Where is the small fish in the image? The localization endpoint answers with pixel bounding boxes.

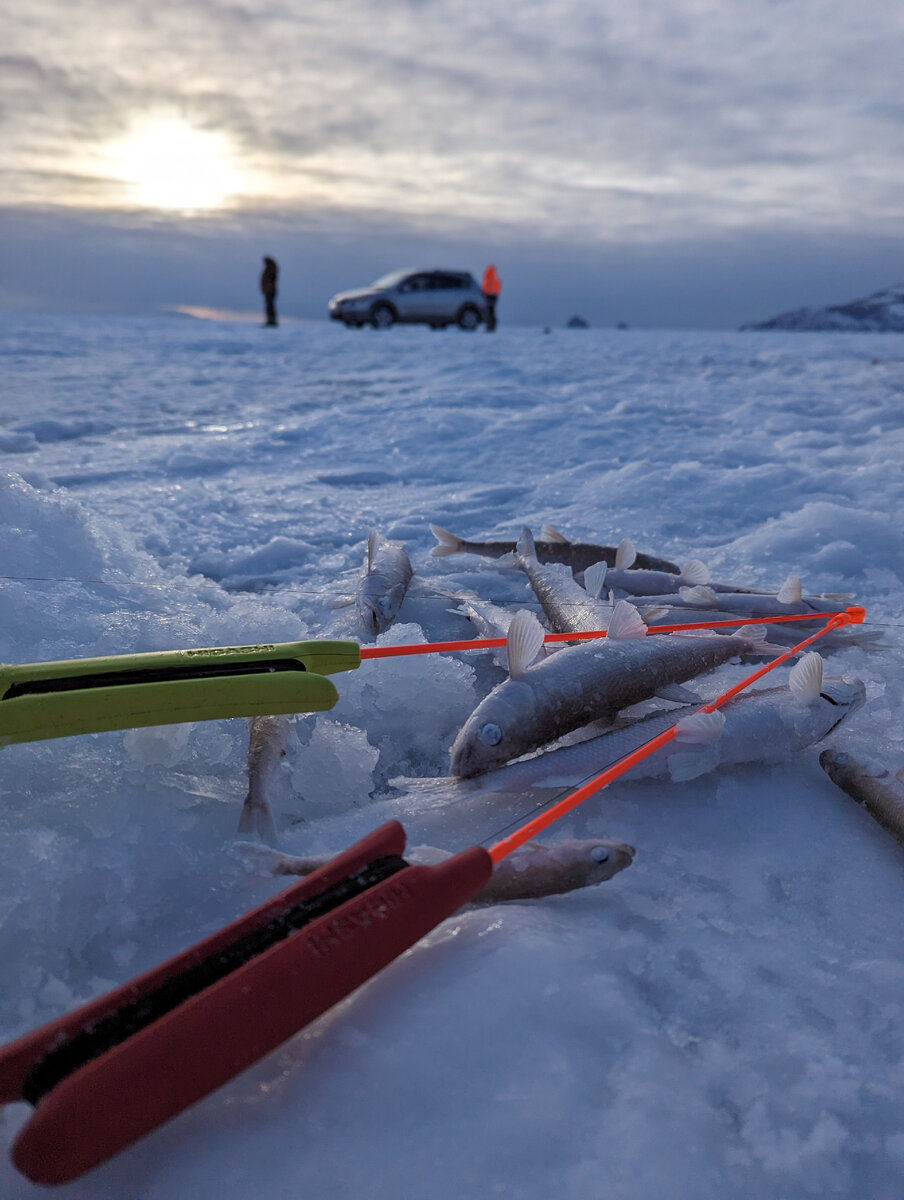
[429,523,680,575]
[639,604,882,651]
[449,603,775,777]
[238,715,290,844]
[244,837,635,904]
[514,526,617,633]
[819,748,904,846]
[397,653,865,796]
[634,577,847,619]
[355,529,414,637]
[596,538,763,596]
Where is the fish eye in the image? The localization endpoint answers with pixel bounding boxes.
[590,845,610,863]
[479,723,503,746]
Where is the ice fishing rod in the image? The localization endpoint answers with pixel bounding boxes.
[0,608,864,1183]
[0,609,864,746]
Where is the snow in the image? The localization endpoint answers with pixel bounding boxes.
[1,313,903,1199]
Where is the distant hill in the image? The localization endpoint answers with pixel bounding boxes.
[741,283,904,332]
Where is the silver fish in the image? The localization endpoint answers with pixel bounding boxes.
[355,529,414,637]
[449,603,774,777]
[597,538,761,596]
[237,715,290,844]
[639,603,882,651]
[819,748,904,846]
[398,653,865,797]
[514,526,616,633]
[247,837,635,904]
[633,577,847,618]
[429,523,680,575]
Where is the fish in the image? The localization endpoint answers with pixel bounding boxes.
[639,603,883,651]
[819,748,904,846]
[355,529,414,637]
[396,653,865,797]
[237,715,291,844]
[449,603,775,777]
[589,538,753,597]
[242,837,636,904]
[632,576,847,618]
[429,523,681,575]
[513,525,617,633]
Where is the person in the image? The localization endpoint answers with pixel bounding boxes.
[260,256,279,327]
[481,264,501,331]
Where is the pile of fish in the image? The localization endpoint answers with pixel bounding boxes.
[238,521,879,905]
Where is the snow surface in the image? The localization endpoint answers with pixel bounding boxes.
[1,313,903,1199]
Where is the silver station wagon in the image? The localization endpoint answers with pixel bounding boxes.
[328,268,487,330]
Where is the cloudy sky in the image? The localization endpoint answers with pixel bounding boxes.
[2,0,902,327]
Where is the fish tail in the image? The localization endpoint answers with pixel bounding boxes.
[429,524,464,556]
[236,792,256,835]
[237,791,279,845]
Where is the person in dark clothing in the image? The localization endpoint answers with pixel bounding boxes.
[260,256,279,326]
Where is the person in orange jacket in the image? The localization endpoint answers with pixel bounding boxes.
[481,264,501,331]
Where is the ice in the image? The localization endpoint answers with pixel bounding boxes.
[0,315,902,1199]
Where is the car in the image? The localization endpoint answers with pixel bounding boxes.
[328,268,487,330]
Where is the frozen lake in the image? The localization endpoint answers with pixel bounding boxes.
[1,313,902,1198]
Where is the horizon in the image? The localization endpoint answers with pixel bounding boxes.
[2,1,902,329]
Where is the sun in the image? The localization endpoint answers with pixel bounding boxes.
[107,116,243,212]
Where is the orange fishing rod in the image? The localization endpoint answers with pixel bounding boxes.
[359,606,867,660]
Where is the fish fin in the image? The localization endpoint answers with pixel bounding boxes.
[667,750,715,783]
[777,576,802,604]
[507,609,547,677]
[680,559,710,585]
[896,765,904,782]
[614,538,636,569]
[516,525,538,561]
[678,585,719,606]
[429,524,464,557]
[366,528,377,569]
[735,624,778,655]
[236,793,255,835]
[788,651,823,705]
[583,560,608,599]
[540,524,569,544]
[673,710,725,744]
[638,604,668,621]
[655,683,703,704]
[328,596,356,610]
[606,600,648,640]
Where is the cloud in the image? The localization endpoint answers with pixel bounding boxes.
[1,0,901,319]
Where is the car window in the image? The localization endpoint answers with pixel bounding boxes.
[372,270,409,289]
[434,273,465,290]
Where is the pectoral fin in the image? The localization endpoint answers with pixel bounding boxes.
[506,610,547,677]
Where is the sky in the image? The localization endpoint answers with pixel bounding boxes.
[1,0,903,327]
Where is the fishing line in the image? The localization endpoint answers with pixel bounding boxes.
[1,573,892,630]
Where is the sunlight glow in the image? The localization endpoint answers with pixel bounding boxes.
[108,117,244,212]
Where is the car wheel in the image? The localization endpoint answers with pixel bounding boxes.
[457,306,480,331]
[370,303,395,329]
